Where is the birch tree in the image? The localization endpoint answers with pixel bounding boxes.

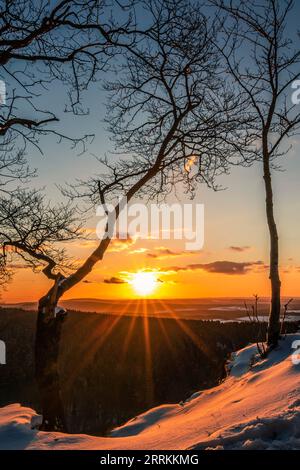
[211,0,300,348]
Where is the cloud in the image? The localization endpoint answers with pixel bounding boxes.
[147,247,197,259]
[75,240,98,249]
[107,235,136,253]
[147,248,179,259]
[165,260,263,275]
[129,248,149,255]
[72,232,136,252]
[228,246,251,252]
[103,276,126,284]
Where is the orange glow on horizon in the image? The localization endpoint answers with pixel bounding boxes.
[128,271,159,297]
[2,256,300,303]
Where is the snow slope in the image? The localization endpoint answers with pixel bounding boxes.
[1,334,300,450]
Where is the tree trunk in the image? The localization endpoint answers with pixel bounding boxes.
[35,280,67,431]
[263,146,281,349]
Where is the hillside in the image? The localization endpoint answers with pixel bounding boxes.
[1,334,300,450]
[3,308,280,434]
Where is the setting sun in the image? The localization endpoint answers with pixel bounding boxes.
[129,271,158,297]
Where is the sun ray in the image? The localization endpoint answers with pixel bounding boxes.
[121,299,141,357]
[156,298,209,354]
[148,298,176,356]
[66,299,135,387]
[142,298,154,405]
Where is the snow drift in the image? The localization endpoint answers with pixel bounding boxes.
[1,334,300,450]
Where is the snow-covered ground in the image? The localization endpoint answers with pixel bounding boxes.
[1,334,300,450]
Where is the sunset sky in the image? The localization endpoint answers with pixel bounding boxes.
[2,4,300,304]
[3,123,300,303]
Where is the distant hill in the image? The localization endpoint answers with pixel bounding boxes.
[2,297,300,322]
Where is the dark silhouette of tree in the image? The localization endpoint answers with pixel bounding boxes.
[211,0,300,349]
[0,189,81,281]
[1,0,252,431]
[0,0,136,431]
[0,0,136,188]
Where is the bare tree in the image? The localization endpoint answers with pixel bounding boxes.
[0,0,136,431]
[0,189,81,280]
[0,0,134,283]
[1,0,252,431]
[0,189,81,427]
[0,0,137,186]
[0,0,139,288]
[211,0,300,349]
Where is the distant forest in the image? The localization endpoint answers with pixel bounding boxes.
[0,308,299,435]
